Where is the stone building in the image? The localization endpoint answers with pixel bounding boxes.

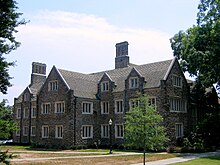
[13,41,191,148]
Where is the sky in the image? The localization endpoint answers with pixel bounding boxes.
[0,0,200,105]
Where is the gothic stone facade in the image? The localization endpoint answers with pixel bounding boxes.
[13,41,190,148]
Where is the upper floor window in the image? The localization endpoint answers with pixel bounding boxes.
[41,103,51,114]
[42,125,49,138]
[55,125,63,139]
[24,93,29,101]
[115,124,124,138]
[23,108,29,119]
[31,126,36,136]
[101,124,109,138]
[115,100,124,114]
[101,81,109,92]
[129,99,139,109]
[82,102,93,114]
[48,80,58,91]
[172,75,182,87]
[129,77,139,89]
[82,125,93,139]
[170,98,187,112]
[16,108,21,119]
[175,123,184,138]
[31,107,36,118]
[101,101,109,114]
[55,101,65,113]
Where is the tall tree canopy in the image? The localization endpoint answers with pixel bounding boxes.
[0,99,16,139]
[170,0,220,88]
[0,0,26,94]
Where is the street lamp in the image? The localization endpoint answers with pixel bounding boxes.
[109,119,113,154]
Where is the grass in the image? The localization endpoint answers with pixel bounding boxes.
[10,153,177,165]
[173,154,220,165]
[1,145,178,165]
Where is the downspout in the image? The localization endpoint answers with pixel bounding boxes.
[28,95,33,144]
[74,96,77,146]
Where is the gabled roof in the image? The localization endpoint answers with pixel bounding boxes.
[15,81,45,103]
[58,58,174,99]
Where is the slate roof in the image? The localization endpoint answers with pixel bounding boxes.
[58,58,174,99]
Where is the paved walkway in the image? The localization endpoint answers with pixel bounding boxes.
[133,150,220,165]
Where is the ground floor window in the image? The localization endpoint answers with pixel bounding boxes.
[101,124,109,138]
[16,126,20,136]
[115,124,124,138]
[175,123,184,138]
[42,125,49,138]
[55,125,63,138]
[82,125,93,139]
[31,126,36,136]
[23,126,28,136]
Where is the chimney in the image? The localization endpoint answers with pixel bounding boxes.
[115,41,129,69]
[31,62,46,85]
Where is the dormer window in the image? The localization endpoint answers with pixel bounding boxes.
[101,81,109,92]
[172,75,182,88]
[48,80,58,91]
[24,93,29,101]
[129,77,139,89]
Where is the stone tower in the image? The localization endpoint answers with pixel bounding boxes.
[115,41,129,69]
[31,62,46,85]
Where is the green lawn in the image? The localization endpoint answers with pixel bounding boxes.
[173,154,220,165]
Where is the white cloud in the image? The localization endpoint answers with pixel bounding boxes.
[18,10,173,67]
[1,10,173,105]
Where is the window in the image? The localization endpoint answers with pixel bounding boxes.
[24,93,29,101]
[16,108,21,119]
[172,75,182,87]
[82,102,93,114]
[82,125,93,139]
[55,101,65,113]
[55,125,63,139]
[23,108,29,118]
[16,127,20,136]
[115,100,124,114]
[129,99,139,109]
[129,77,139,88]
[41,103,51,114]
[42,125,49,138]
[31,107,36,118]
[101,125,109,138]
[101,101,109,114]
[23,126,28,136]
[101,81,109,92]
[148,97,156,109]
[170,98,187,112]
[176,123,184,138]
[48,80,58,91]
[31,126,36,136]
[115,124,124,138]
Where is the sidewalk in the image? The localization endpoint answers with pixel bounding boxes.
[133,150,220,165]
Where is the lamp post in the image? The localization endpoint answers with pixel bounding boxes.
[109,119,113,154]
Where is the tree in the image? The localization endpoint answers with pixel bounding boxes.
[125,94,168,165]
[170,0,220,89]
[0,99,17,140]
[0,0,26,94]
[170,0,220,149]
